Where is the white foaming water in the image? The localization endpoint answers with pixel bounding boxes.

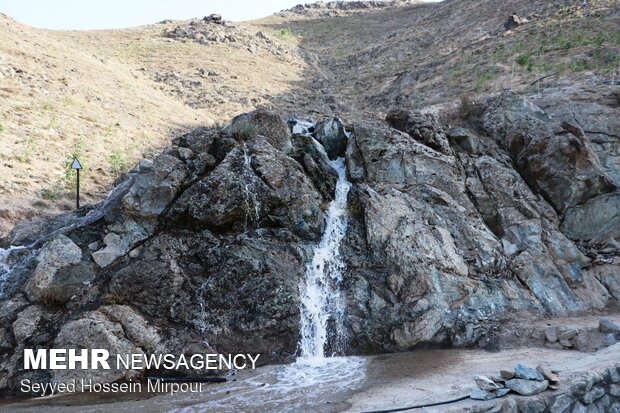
[242,143,261,229]
[298,157,351,362]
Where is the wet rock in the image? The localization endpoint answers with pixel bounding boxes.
[506,378,549,396]
[313,118,348,160]
[170,137,325,238]
[515,364,545,381]
[223,109,292,153]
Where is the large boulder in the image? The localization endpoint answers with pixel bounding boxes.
[53,309,150,384]
[385,110,451,155]
[170,137,326,239]
[482,94,616,214]
[223,109,292,153]
[313,118,348,160]
[122,155,189,220]
[23,234,88,303]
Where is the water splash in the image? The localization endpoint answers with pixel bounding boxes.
[298,157,351,361]
[242,143,261,230]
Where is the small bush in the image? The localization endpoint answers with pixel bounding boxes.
[108,149,128,175]
[279,27,293,37]
[0,122,4,134]
[515,54,531,67]
[39,287,70,309]
[41,184,64,201]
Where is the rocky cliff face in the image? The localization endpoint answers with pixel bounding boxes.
[0,90,619,392]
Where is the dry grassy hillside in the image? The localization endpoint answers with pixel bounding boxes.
[256,0,620,115]
[0,13,309,236]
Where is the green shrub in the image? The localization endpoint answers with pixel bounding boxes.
[108,149,128,175]
[41,184,64,201]
[279,27,293,37]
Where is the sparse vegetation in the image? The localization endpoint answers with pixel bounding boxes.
[515,54,533,71]
[16,136,35,163]
[41,184,64,201]
[230,124,257,139]
[0,121,4,134]
[108,148,128,175]
[39,286,70,309]
[473,73,493,92]
[280,27,292,37]
[62,139,83,188]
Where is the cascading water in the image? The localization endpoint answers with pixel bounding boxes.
[298,157,352,362]
[242,143,261,230]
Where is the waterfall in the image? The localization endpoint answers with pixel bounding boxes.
[242,143,260,229]
[298,157,351,362]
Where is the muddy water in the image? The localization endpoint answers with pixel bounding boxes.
[4,344,620,412]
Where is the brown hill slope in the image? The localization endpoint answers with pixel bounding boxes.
[1,0,619,236]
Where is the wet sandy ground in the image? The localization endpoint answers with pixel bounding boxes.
[3,314,620,413]
[2,343,619,413]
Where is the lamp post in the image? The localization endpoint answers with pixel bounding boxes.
[71,157,82,210]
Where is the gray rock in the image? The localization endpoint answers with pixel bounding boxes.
[475,375,501,390]
[313,118,348,160]
[385,109,451,155]
[515,363,545,381]
[559,329,578,341]
[12,305,42,342]
[572,402,587,413]
[448,127,480,154]
[54,311,144,384]
[599,318,620,335]
[537,365,560,383]
[470,387,509,401]
[505,378,549,396]
[550,394,573,413]
[223,109,292,153]
[500,370,516,380]
[24,234,83,302]
[582,386,604,404]
[545,326,559,343]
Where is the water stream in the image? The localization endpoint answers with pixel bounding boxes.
[242,143,261,230]
[298,157,352,362]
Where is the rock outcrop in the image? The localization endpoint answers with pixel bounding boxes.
[0,92,619,393]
